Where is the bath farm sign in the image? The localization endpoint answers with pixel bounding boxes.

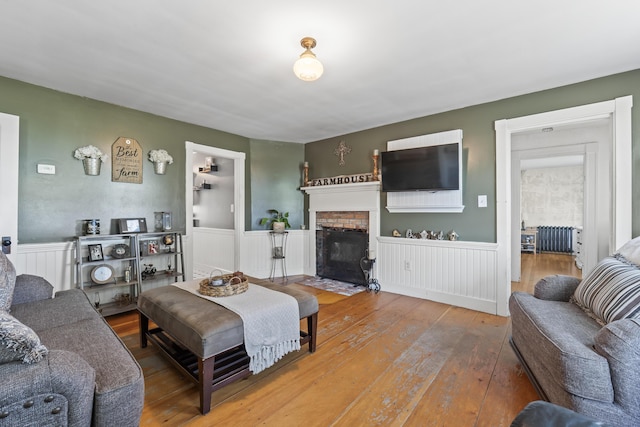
[112,137,143,184]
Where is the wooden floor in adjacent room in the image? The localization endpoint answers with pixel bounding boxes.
[107,252,580,426]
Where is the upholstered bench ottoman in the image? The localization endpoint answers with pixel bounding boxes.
[137,281,318,414]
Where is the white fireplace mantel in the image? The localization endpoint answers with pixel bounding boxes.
[302,181,380,211]
[301,180,380,193]
[302,181,381,275]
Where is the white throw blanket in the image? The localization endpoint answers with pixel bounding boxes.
[172,280,301,374]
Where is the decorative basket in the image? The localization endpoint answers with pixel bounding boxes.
[199,272,248,297]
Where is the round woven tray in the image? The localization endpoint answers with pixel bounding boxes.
[199,274,248,297]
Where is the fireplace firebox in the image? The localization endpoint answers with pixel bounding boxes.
[317,227,368,286]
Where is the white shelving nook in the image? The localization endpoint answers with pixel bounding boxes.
[385,129,465,213]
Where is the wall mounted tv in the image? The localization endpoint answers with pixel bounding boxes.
[381,143,460,192]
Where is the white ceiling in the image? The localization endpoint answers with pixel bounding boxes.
[1,1,640,143]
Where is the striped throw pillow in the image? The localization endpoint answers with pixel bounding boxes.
[572,256,640,324]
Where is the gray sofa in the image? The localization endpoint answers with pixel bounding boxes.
[510,256,640,427]
[0,252,144,426]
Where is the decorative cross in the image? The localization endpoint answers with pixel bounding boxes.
[334,140,352,166]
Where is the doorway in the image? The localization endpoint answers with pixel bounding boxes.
[494,96,633,316]
[184,142,245,279]
[510,120,608,282]
[516,155,585,280]
[0,112,19,263]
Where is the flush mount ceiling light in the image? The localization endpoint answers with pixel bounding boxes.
[293,37,324,82]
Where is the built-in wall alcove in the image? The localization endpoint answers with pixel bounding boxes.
[191,152,234,229]
[385,129,465,213]
[185,141,246,278]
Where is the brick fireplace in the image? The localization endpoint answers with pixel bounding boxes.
[302,181,381,279]
[316,211,369,230]
[315,211,369,285]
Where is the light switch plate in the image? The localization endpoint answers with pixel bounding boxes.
[478,195,487,208]
[37,164,56,174]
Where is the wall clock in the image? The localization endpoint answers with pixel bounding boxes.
[91,264,115,284]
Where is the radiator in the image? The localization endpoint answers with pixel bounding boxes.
[537,226,573,253]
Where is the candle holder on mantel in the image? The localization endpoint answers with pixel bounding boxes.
[372,150,380,181]
[303,161,310,186]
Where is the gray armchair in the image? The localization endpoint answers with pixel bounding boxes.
[510,269,640,426]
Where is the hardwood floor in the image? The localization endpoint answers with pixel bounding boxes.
[107,253,579,426]
[514,252,582,293]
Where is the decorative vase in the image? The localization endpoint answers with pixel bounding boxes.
[154,161,168,175]
[82,158,101,176]
[273,222,285,233]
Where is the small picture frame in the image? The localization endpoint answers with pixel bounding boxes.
[140,240,159,256]
[147,240,159,255]
[117,218,148,234]
[88,244,104,262]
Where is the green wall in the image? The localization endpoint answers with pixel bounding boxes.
[5,69,640,244]
[250,139,305,230]
[305,69,640,242]
[0,76,264,243]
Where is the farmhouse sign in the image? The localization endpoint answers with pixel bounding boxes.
[112,137,143,184]
[309,173,374,187]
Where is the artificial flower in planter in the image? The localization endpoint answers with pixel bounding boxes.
[148,149,174,175]
[73,145,108,176]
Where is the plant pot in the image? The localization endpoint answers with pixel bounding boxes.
[82,158,101,176]
[154,161,168,175]
[272,222,286,232]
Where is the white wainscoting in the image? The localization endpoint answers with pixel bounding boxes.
[192,227,235,277]
[377,237,499,315]
[14,242,76,294]
[13,230,309,293]
[239,230,308,279]
[14,233,499,315]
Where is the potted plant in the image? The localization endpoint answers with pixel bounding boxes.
[73,145,108,175]
[148,149,174,174]
[259,209,290,232]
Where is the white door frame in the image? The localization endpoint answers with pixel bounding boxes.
[495,96,632,316]
[185,141,245,278]
[0,112,20,264]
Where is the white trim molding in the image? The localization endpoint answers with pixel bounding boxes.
[185,141,246,279]
[0,112,19,264]
[495,96,632,316]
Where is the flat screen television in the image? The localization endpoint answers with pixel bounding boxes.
[381,143,460,192]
